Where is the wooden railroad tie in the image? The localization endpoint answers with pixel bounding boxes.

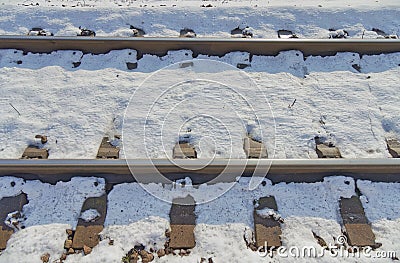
[173,142,197,159]
[243,137,268,159]
[0,193,28,250]
[386,138,400,158]
[315,137,342,158]
[339,196,380,248]
[72,194,108,250]
[169,195,196,249]
[254,196,282,249]
[96,137,119,159]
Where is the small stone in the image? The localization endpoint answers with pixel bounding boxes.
[157,248,165,258]
[249,243,257,251]
[60,253,67,261]
[64,239,73,249]
[66,229,74,236]
[140,250,154,263]
[35,134,47,144]
[200,258,207,263]
[144,255,154,263]
[108,239,114,245]
[40,253,50,263]
[130,251,139,260]
[11,212,21,218]
[179,249,187,256]
[165,247,172,255]
[134,244,145,251]
[41,136,48,144]
[83,245,92,255]
[67,248,75,255]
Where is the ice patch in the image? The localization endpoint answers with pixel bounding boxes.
[80,209,101,222]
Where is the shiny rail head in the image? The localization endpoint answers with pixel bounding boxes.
[0,158,399,166]
[0,159,399,184]
[1,35,400,42]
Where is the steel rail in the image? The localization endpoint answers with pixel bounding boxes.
[0,159,399,184]
[0,36,399,56]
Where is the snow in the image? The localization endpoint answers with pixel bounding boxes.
[0,177,25,199]
[357,181,400,254]
[255,208,283,222]
[358,180,400,222]
[4,211,24,231]
[79,209,100,222]
[0,1,399,39]
[21,177,105,227]
[0,224,68,263]
[0,177,105,228]
[0,50,399,159]
[0,0,399,262]
[1,175,398,262]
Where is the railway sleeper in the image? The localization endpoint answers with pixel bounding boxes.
[96,137,119,159]
[315,137,342,158]
[253,196,282,249]
[72,194,108,251]
[168,195,196,249]
[277,29,298,39]
[243,137,268,159]
[21,145,49,159]
[339,196,380,248]
[386,138,400,158]
[0,193,28,250]
[180,28,196,38]
[173,142,197,159]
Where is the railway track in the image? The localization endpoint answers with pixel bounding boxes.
[0,36,399,56]
[1,36,398,185]
[0,37,399,261]
[0,159,399,261]
[0,159,399,184]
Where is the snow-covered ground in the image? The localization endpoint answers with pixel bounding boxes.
[0,0,398,159]
[0,1,399,38]
[0,1,399,262]
[0,49,399,159]
[0,176,399,263]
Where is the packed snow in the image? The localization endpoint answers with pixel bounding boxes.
[255,208,283,224]
[357,181,400,255]
[0,224,69,263]
[79,209,101,222]
[0,1,399,39]
[0,0,399,262]
[0,49,399,159]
